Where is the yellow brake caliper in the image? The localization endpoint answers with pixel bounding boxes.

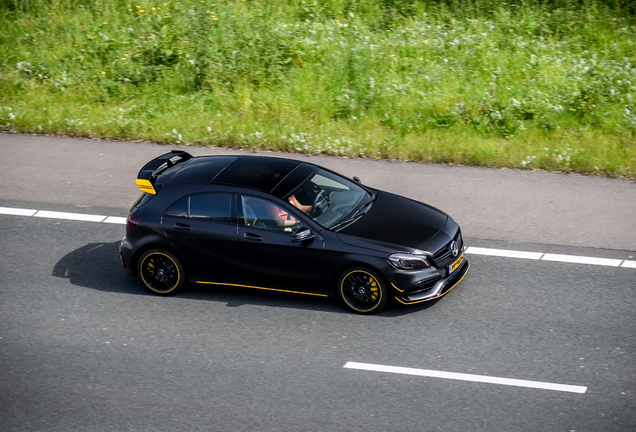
[370,277,379,300]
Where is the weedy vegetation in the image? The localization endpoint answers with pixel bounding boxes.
[1,0,635,177]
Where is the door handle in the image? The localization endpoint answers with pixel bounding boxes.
[244,233,262,241]
[174,223,192,231]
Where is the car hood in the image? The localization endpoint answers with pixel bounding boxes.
[335,190,449,253]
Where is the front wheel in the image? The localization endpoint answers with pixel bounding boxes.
[138,249,185,295]
[337,268,387,314]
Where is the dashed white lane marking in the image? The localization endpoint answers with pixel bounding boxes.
[0,206,634,268]
[465,246,633,268]
[0,206,126,224]
[0,207,38,216]
[33,210,107,223]
[542,253,622,267]
[103,216,127,224]
[465,247,543,260]
[344,362,587,394]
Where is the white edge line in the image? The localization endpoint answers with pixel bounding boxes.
[542,253,622,267]
[344,362,587,394]
[465,246,543,260]
[0,206,38,216]
[103,216,127,224]
[621,260,636,269]
[34,210,107,223]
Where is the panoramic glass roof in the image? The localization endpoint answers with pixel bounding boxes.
[212,156,301,192]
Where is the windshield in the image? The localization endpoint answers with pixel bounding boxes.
[284,168,373,229]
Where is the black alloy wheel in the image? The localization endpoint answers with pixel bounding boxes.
[139,249,185,295]
[338,268,387,314]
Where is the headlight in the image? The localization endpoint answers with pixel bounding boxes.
[387,253,431,270]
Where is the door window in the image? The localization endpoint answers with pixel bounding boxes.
[166,193,233,223]
[241,196,304,233]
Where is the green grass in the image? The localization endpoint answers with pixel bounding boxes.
[1,0,635,177]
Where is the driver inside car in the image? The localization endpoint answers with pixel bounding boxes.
[288,194,312,214]
[263,202,299,228]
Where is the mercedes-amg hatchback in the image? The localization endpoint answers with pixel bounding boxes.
[120,151,469,313]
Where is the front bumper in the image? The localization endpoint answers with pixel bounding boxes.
[392,258,470,305]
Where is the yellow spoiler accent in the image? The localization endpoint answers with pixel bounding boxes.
[136,179,156,195]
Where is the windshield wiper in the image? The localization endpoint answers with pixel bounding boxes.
[352,197,375,217]
[330,198,375,231]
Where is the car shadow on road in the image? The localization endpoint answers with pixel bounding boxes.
[52,241,145,295]
[52,241,441,317]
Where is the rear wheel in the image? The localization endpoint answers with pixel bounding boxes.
[138,249,185,295]
[338,268,387,314]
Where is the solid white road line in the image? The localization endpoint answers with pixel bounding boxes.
[33,210,107,223]
[621,260,636,269]
[541,253,622,267]
[465,246,543,260]
[343,362,587,394]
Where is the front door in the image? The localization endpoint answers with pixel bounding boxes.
[238,195,326,293]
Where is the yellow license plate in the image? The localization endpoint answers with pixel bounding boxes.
[449,252,465,274]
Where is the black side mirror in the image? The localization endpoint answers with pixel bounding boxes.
[291,227,315,242]
[353,176,361,184]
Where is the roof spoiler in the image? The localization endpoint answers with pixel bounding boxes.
[136,150,193,194]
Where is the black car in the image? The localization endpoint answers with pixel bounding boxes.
[120,151,469,314]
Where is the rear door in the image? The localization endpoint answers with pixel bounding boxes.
[162,193,242,282]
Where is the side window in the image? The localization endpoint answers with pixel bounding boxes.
[165,193,233,223]
[165,197,188,217]
[241,196,304,233]
[190,193,232,223]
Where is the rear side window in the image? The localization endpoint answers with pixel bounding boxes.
[166,196,188,217]
[190,194,232,222]
[165,193,233,224]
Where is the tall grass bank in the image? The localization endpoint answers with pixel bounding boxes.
[1,0,635,177]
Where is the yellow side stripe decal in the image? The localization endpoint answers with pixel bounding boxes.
[195,281,329,297]
[395,262,470,305]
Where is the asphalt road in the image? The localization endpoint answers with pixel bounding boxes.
[1,133,635,431]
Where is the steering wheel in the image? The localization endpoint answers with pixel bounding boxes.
[312,189,329,218]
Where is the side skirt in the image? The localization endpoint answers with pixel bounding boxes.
[191,278,331,298]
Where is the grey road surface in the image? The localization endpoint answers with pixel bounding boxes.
[1,216,635,431]
[1,132,635,431]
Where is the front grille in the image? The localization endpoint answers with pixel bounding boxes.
[407,275,442,295]
[432,230,463,267]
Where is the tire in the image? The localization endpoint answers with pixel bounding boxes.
[337,267,387,314]
[138,249,186,296]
